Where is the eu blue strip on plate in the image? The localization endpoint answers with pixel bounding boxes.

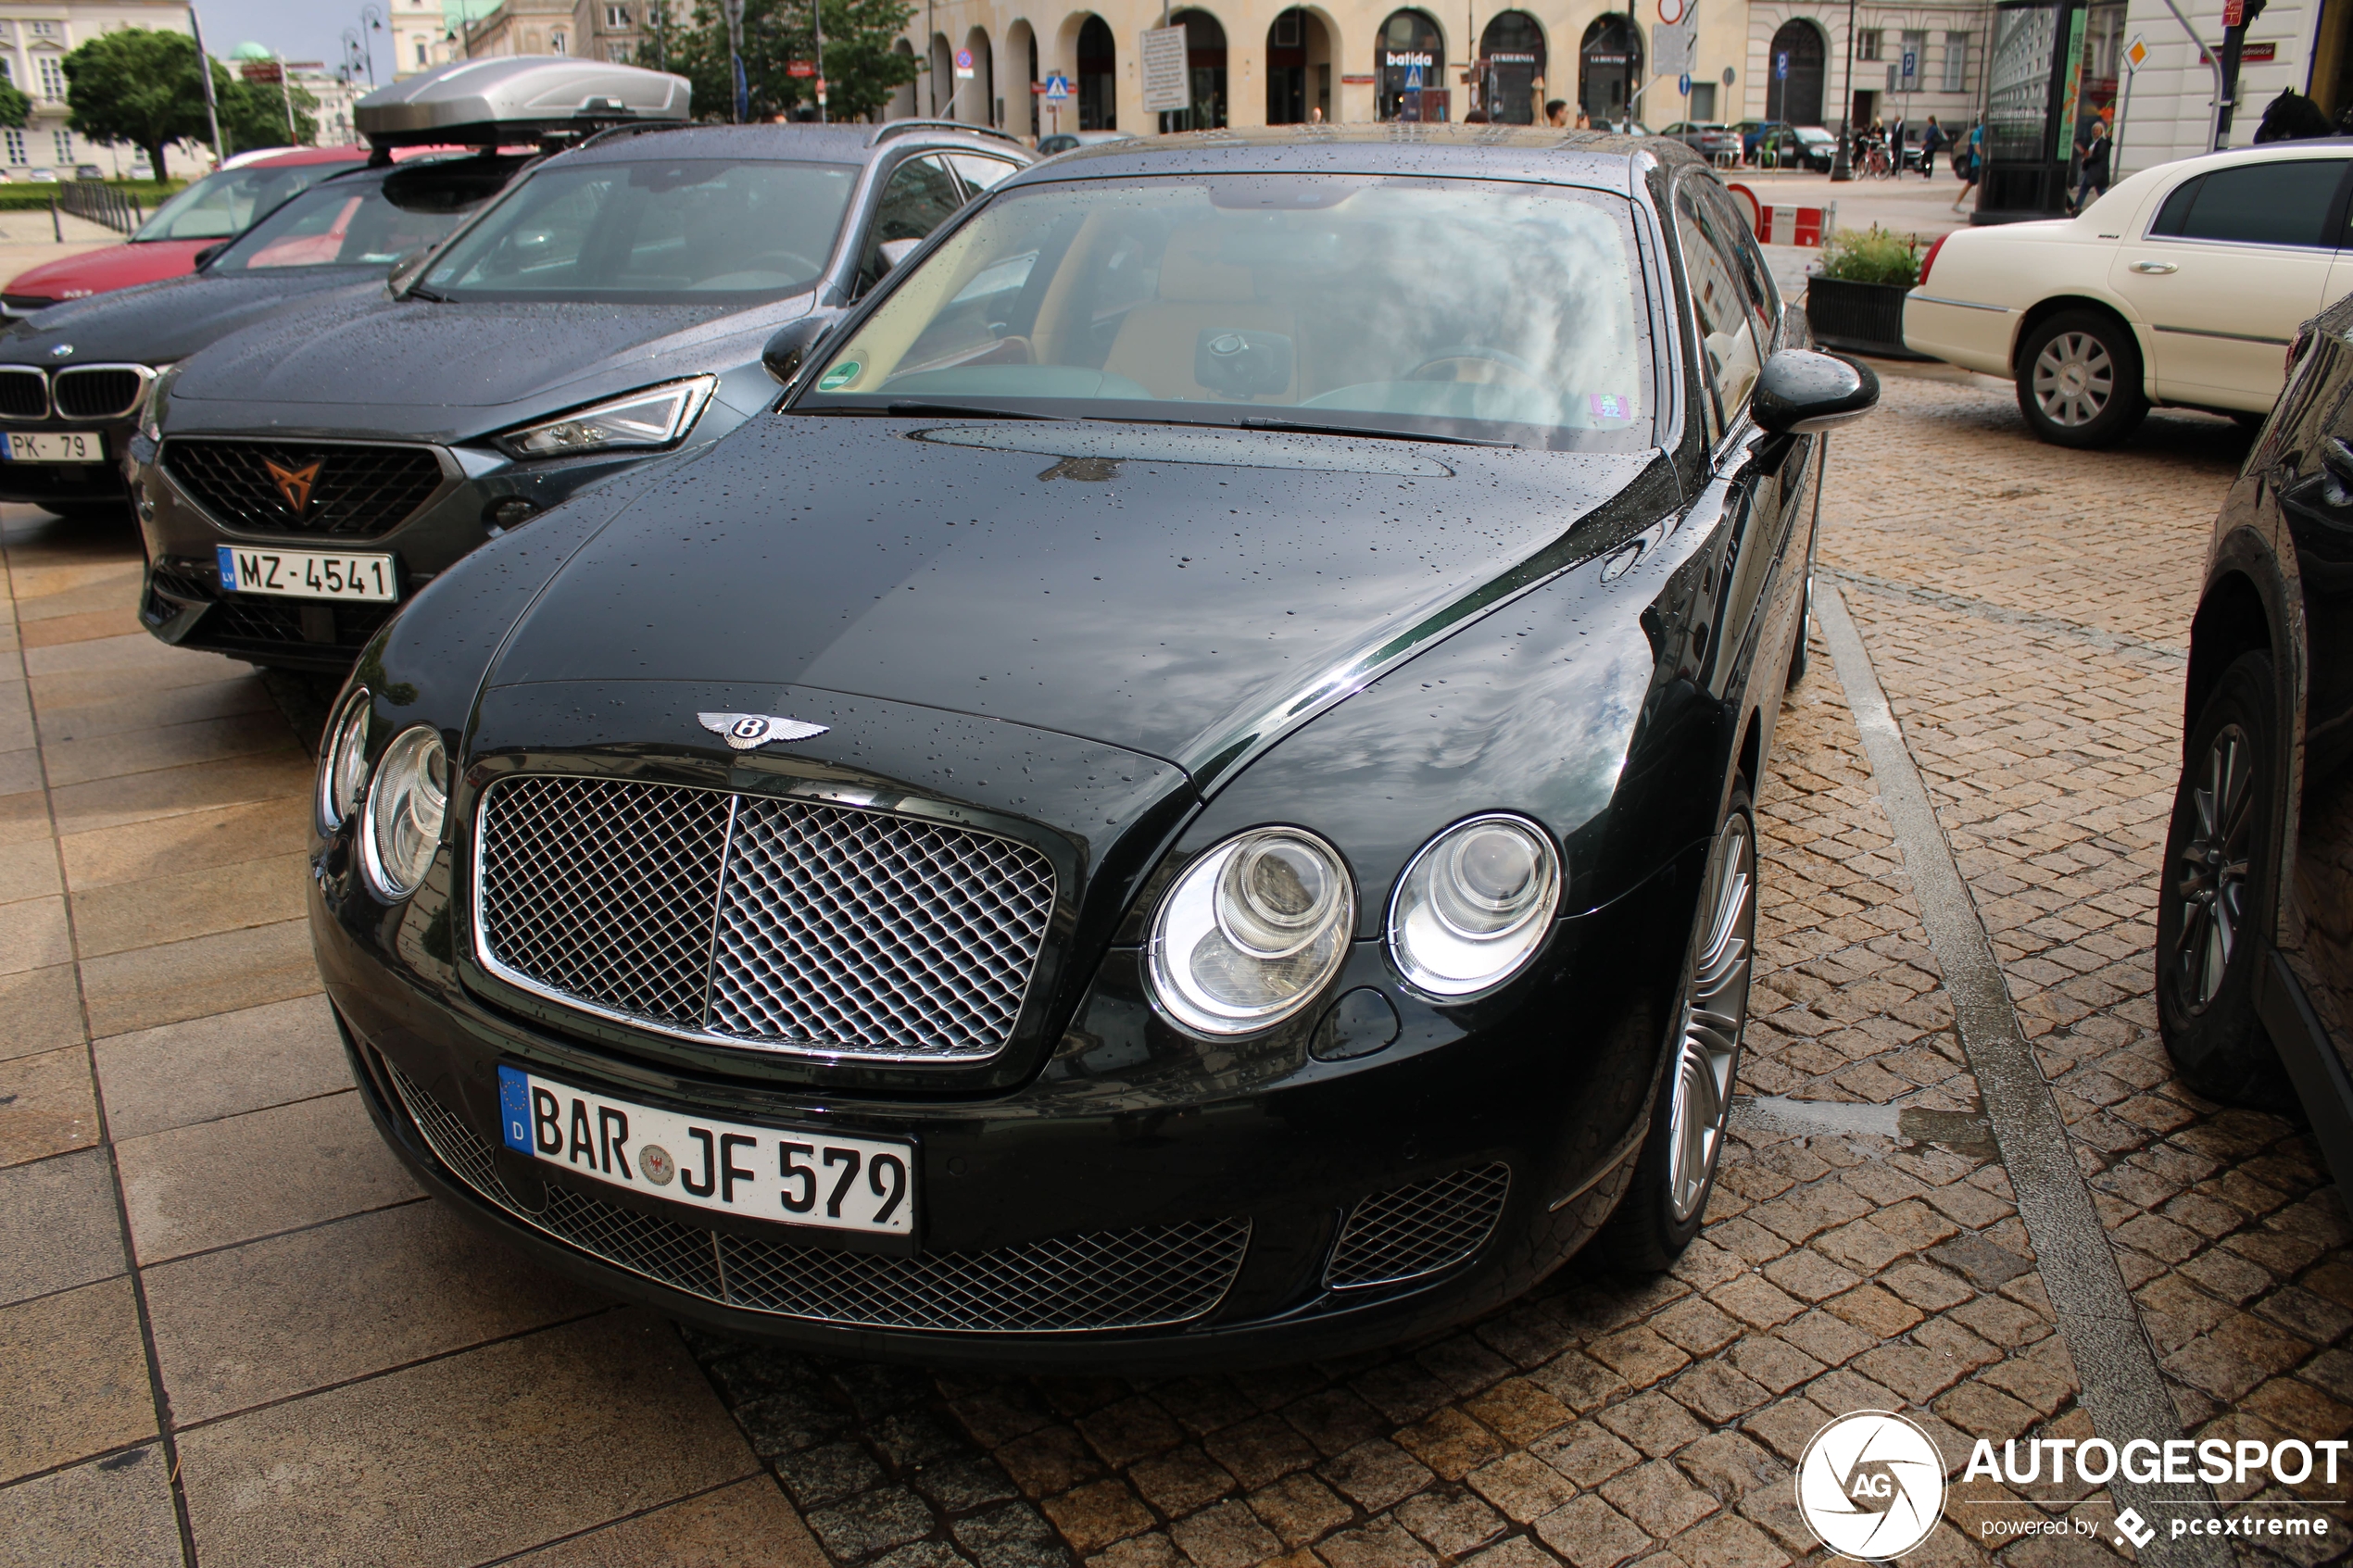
[497,1064,533,1152]
[215,545,236,593]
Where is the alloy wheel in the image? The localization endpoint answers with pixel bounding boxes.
[2031,332,2114,426]
[2172,721,2253,1012]
[1667,813,1756,1223]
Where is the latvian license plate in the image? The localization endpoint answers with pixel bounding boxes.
[497,1066,915,1238]
[4,431,102,463]
[215,545,396,602]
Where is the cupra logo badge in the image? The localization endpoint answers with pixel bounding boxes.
[264,458,323,514]
[1796,1411,1947,1560]
[698,711,830,750]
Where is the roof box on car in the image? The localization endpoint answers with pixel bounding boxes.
[355,56,689,152]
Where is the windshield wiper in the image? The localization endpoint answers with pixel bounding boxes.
[1218,414,1519,448]
[404,284,448,302]
[885,401,1051,420]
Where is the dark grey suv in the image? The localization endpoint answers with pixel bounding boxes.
[132,119,1027,672]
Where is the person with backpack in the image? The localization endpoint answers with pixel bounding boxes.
[1952,119,1982,212]
[1919,116,1945,178]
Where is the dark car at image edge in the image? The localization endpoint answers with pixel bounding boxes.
[307,127,1879,1370]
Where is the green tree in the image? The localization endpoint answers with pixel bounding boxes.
[635,0,921,125]
[221,71,319,154]
[61,28,223,181]
[0,79,30,138]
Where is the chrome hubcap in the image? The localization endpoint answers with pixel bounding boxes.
[1667,814,1755,1223]
[2172,722,2252,1011]
[2032,332,2114,426]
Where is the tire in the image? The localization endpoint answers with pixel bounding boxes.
[2016,309,2149,448]
[2156,650,2294,1108]
[1605,789,1759,1271]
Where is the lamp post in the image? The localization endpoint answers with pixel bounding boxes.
[187,4,226,170]
[355,4,383,87]
[1829,0,1857,179]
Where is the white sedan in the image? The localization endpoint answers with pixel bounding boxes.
[1903,141,2353,446]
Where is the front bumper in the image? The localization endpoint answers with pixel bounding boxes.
[0,416,135,508]
[132,436,656,669]
[318,845,1696,1372]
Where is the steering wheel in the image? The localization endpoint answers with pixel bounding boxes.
[741,249,824,281]
[1404,345,1549,391]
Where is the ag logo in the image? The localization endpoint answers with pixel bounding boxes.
[1796,1411,1945,1560]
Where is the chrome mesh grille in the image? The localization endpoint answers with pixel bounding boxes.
[475,776,1054,1061]
[478,776,733,1028]
[386,1062,1249,1333]
[1325,1163,1511,1290]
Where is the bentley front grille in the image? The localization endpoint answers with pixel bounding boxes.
[475,775,1056,1062]
[386,1062,1250,1333]
[0,366,46,420]
[1325,1163,1512,1290]
[51,365,145,420]
[161,438,444,536]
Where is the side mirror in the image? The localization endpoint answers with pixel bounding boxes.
[1753,348,1879,434]
[877,237,922,272]
[762,315,838,385]
[192,244,224,270]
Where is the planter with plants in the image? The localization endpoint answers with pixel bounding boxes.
[1805,225,1929,359]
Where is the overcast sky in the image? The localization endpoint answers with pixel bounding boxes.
[192,0,384,79]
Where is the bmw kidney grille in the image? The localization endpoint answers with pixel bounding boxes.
[473,775,1057,1062]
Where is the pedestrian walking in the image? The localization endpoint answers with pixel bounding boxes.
[1919,115,1944,178]
[2073,109,2112,212]
[1952,120,1982,212]
[1545,98,1568,128]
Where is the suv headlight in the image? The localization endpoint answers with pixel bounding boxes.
[1388,814,1561,997]
[1148,827,1354,1035]
[317,686,371,832]
[359,725,448,898]
[494,376,714,459]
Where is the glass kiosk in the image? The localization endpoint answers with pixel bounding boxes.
[1974,0,2089,224]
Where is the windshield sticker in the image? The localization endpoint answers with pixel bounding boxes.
[817,361,862,392]
[1589,394,1634,421]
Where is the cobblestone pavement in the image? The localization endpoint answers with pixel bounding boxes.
[1,366,2337,1568]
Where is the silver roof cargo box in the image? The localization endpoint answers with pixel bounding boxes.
[355,56,690,151]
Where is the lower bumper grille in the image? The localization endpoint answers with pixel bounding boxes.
[386,1063,1251,1335]
[1325,1163,1511,1290]
[144,558,394,649]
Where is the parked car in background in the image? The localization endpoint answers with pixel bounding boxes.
[0,154,531,521]
[2154,290,2351,1214]
[1732,119,1779,161]
[313,126,1876,1366]
[2,146,372,318]
[135,98,1028,671]
[1658,121,1742,162]
[1037,131,1138,155]
[1755,124,1835,170]
[1902,141,2353,445]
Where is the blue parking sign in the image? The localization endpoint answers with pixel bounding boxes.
[1776,50,1789,80]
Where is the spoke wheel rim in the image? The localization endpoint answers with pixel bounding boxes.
[1667,814,1756,1224]
[2032,332,2115,426]
[2172,721,2253,1012]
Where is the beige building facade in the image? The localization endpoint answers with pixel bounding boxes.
[889,0,1753,136]
[461,0,581,57]
[0,0,207,176]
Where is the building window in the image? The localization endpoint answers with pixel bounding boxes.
[0,58,11,82]
[550,29,566,54]
[53,131,69,162]
[416,37,428,65]
[29,20,56,36]
[606,5,630,26]
[1943,31,1969,91]
[608,42,633,60]
[1899,30,1927,86]
[35,55,64,99]
[5,130,25,164]
[1689,82,1716,119]
[1856,29,1881,61]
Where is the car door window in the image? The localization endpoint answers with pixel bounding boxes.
[857,155,966,295]
[947,154,1021,196]
[1703,183,1780,347]
[2148,160,2348,248]
[1675,181,1761,432]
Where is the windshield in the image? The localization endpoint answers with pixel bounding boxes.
[208,163,514,272]
[799,174,1653,450]
[133,158,355,242]
[420,157,858,304]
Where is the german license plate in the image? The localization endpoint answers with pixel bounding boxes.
[496,1066,915,1238]
[3,431,102,463]
[215,545,396,602]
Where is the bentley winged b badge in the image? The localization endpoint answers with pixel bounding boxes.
[698,712,829,750]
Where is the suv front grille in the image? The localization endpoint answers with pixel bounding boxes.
[162,438,443,536]
[1325,1163,1512,1290]
[475,775,1056,1063]
[0,366,46,420]
[51,366,145,420]
[387,1062,1249,1333]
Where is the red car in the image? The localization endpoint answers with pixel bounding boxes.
[1,146,371,317]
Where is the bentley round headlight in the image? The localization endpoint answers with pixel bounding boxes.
[1389,814,1561,997]
[1149,828,1354,1035]
[317,686,371,833]
[360,725,448,898]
